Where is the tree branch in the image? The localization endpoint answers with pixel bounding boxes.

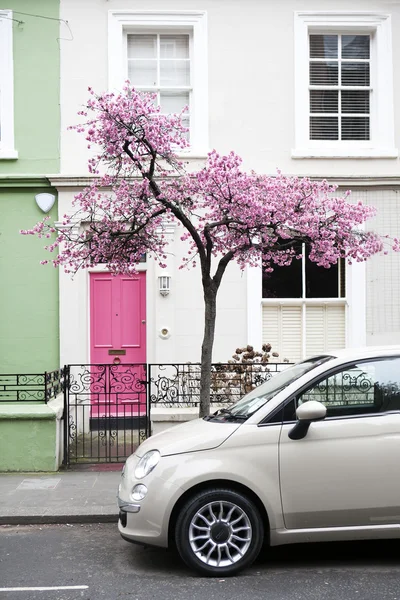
[121,138,209,275]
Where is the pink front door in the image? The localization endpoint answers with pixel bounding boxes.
[90,272,146,417]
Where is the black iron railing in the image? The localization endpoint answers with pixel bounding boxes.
[63,363,149,464]
[148,362,292,408]
[0,362,291,407]
[62,362,291,465]
[0,369,64,403]
[45,369,65,402]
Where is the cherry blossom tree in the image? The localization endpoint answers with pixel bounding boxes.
[22,85,395,417]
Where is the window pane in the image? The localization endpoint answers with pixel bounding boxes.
[160,60,190,86]
[181,115,190,140]
[341,116,370,140]
[340,259,346,298]
[310,117,338,140]
[160,91,189,113]
[342,35,370,59]
[299,365,376,416]
[341,90,370,114]
[341,62,370,86]
[298,358,400,417]
[310,35,338,59]
[262,257,302,299]
[310,62,338,86]
[127,35,157,59]
[128,60,157,87]
[373,358,400,412]
[306,259,339,298]
[310,90,338,113]
[160,92,190,139]
[160,35,189,58]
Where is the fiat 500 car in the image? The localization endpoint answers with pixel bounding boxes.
[118,346,400,576]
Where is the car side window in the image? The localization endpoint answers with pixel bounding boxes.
[291,357,400,420]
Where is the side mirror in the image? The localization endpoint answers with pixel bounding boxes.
[288,400,327,441]
[296,400,327,421]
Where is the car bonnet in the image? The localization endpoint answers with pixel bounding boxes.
[135,417,241,457]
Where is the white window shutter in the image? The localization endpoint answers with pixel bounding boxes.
[306,305,346,356]
[262,305,303,363]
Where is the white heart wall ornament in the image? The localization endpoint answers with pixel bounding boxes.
[35,193,56,213]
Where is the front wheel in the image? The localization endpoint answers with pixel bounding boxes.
[175,488,264,576]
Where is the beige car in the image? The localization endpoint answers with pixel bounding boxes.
[117,346,400,576]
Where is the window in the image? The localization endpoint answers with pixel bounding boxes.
[227,356,333,420]
[262,245,346,361]
[0,10,17,159]
[108,11,208,154]
[262,244,345,299]
[309,34,370,142]
[295,357,400,419]
[127,34,190,136]
[293,12,397,158]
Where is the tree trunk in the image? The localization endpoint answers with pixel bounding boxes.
[199,283,217,417]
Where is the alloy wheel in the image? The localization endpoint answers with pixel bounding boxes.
[188,500,252,567]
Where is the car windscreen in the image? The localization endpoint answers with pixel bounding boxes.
[222,356,333,419]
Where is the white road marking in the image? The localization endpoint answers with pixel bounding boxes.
[0,586,88,592]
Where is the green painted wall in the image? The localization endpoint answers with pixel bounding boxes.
[0,186,59,372]
[0,0,60,175]
[0,0,60,375]
[0,404,59,471]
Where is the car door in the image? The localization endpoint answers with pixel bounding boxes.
[279,356,400,530]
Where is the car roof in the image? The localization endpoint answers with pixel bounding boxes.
[317,345,400,361]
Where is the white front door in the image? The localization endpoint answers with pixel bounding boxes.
[279,357,400,530]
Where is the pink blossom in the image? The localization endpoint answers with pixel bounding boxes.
[22,84,396,276]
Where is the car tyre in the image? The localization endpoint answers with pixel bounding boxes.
[175,488,264,576]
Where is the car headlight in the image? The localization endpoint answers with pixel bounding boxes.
[134,450,160,479]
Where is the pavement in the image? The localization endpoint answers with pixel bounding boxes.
[0,465,123,525]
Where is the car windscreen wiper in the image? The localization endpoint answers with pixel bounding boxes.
[213,408,248,421]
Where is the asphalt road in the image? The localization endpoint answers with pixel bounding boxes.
[1,523,400,600]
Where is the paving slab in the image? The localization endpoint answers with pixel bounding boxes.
[0,469,122,525]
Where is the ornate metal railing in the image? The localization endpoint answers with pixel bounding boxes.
[0,362,291,407]
[0,369,64,403]
[45,369,65,402]
[148,362,292,408]
[63,364,149,465]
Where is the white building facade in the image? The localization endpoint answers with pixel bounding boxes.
[55,0,400,366]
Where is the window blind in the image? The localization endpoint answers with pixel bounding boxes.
[262,304,346,362]
[305,305,346,357]
[262,305,303,362]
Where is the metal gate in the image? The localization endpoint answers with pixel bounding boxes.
[63,364,150,466]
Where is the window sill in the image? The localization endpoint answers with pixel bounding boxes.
[262,298,347,304]
[0,148,18,159]
[291,147,399,159]
[176,149,209,160]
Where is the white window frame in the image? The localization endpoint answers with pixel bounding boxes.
[108,10,208,157]
[0,10,17,159]
[292,12,397,159]
[246,256,366,359]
